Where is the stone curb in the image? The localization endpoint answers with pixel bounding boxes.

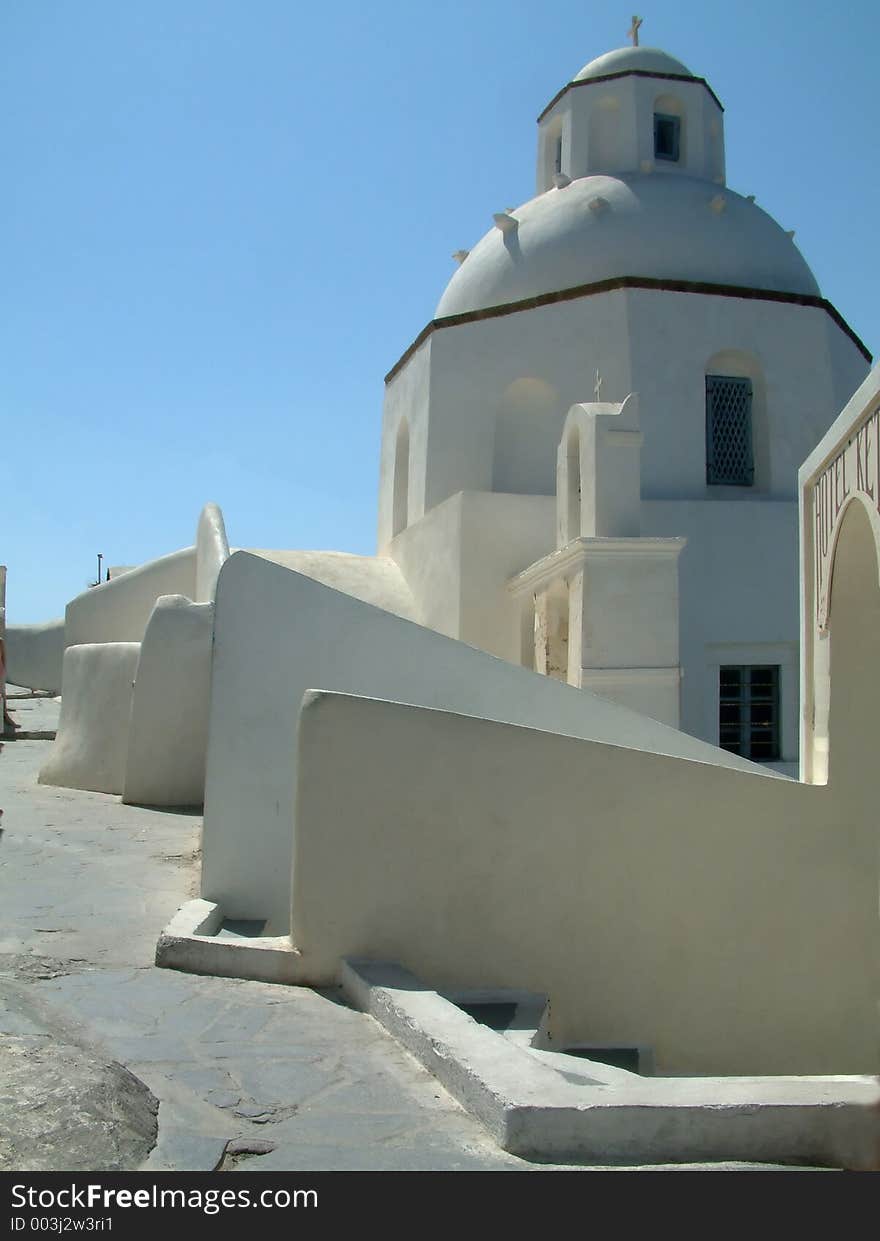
[340,959,880,1168]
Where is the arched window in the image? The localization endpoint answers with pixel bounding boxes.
[392,418,409,538]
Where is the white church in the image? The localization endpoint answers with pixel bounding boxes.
[379,41,868,767]
[6,37,880,1166]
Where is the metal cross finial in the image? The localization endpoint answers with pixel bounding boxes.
[594,368,603,401]
[627,15,643,46]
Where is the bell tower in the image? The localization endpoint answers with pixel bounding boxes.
[536,39,726,191]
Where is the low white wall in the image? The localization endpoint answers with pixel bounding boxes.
[122,596,214,807]
[38,643,140,795]
[195,503,230,603]
[292,691,878,1077]
[201,551,764,933]
[65,548,196,648]
[5,618,65,693]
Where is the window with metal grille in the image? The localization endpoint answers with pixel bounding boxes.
[706,375,754,486]
[719,665,780,761]
[654,113,680,161]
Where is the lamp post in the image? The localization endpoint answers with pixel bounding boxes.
[97,553,103,585]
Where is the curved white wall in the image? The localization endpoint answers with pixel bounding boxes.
[38,643,140,795]
[5,618,65,693]
[195,503,230,603]
[123,596,214,807]
[65,548,196,648]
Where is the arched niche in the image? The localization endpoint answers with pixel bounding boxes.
[653,92,686,167]
[704,349,769,492]
[492,376,563,496]
[391,418,410,538]
[825,496,880,789]
[588,94,621,173]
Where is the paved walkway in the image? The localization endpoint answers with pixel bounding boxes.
[0,709,536,1172]
[0,697,798,1173]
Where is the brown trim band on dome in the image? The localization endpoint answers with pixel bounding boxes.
[384,276,871,384]
[537,70,724,124]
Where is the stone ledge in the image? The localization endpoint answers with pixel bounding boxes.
[340,959,880,1168]
[155,899,307,985]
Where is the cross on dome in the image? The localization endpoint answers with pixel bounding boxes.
[627,15,643,46]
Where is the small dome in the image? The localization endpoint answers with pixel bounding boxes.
[573,46,693,82]
[436,174,819,319]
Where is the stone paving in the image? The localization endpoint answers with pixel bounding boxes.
[0,697,800,1172]
[0,710,541,1172]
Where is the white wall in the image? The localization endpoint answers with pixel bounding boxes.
[378,337,432,552]
[65,547,196,648]
[390,491,556,659]
[421,291,633,512]
[247,549,417,621]
[201,551,763,932]
[5,618,65,693]
[122,596,214,807]
[799,365,880,783]
[539,74,721,186]
[388,493,464,638]
[626,291,867,499]
[292,690,878,1077]
[195,503,230,603]
[642,498,800,758]
[458,492,557,661]
[382,289,865,534]
[38,643,140,795]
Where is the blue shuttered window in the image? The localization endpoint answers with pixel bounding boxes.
[706,375,754,486]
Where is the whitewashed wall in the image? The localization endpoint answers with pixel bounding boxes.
[122,596,214,807]
[378,289,867,756]
[390,491,556,660]
[799,366,880,783]
[65,547,196,647]
[38,643,140,794]
[195,502,230,603]
[5,618,65,693]
[292,690,878,1077]
[201,551,760,932]
[642,498,800,766]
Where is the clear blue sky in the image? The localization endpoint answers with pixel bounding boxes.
[4,0,877,621]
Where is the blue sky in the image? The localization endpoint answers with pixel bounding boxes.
[3,0,877,621]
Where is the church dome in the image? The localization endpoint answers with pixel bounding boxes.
[435,174,820,319]
[572,45,693,82]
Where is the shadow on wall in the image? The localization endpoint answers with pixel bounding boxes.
[826,498,880,789]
